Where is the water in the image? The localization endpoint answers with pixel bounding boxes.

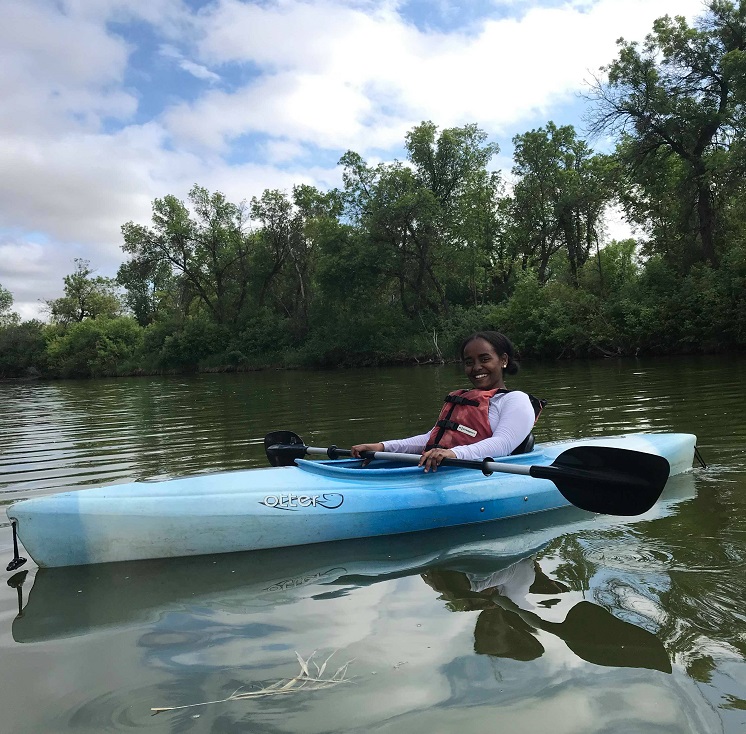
[0,355,745,733]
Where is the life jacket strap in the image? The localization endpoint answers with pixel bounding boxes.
[528,395,547,422]
[434,419,478,436]
[443,394,480,407]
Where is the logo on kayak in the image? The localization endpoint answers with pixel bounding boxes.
[260,492,344,511]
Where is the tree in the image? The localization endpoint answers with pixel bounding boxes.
[589,1,746,267]
[46,317,143,378]
[509,123,613,285]
[0,321,46,378]
[250,189,306,324]
[248,185,343,339]
[120,185,253,326]
[116,255,175,326]
[340,122,501,318]
[47,259,122,325]
[0,283,19,326]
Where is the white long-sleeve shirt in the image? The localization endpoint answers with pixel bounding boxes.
[382,390,536,461]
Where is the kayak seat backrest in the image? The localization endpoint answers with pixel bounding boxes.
[511,433,535,455]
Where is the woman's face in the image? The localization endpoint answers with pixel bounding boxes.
[462,338,507,391]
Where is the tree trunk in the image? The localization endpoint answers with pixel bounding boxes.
[696,175,717,266]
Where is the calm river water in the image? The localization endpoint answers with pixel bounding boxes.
[0,356,745,733]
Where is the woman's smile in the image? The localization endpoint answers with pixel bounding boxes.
[462,337,506,391]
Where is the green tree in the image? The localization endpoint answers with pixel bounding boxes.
[0,283,20,326]
[47,259,123,325]
[0,321,46,377]
[248,186,334,337]
[116,255,175,326]
[46,317,143,378]
[340,122,501,318]
[509,123,613,286]
[589,1,746,267]
[121,185,253,326]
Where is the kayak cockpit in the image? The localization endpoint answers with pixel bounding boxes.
[294,449,544,479]
[294,458,425,478]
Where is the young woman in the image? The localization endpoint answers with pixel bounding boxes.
[351,331,537,472]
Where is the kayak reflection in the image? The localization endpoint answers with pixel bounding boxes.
[12,506,584,644]
[423,555,672,673]
[11,472,695,653]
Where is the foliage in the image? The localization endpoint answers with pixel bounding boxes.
[487,274,606,359]
[297,300,425,368]
[116,254,175,327]
[589,0,746,267]
[45,317,144,378]
[47,259,122,325]
[120,185,253,326]
[0,320,47,377]
[509,123,614,286]
[339,122,502,318]
[249,185,341,339]
[151,317,230,370]
[0,283,19,327]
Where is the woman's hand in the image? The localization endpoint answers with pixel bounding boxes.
[419,447,456,472]
[351,442,384,458]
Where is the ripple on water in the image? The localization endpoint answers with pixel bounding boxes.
[62,685,186,731]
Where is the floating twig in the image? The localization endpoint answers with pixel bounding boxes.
[151,651,353,715]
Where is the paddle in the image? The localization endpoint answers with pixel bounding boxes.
[263,431,670,516]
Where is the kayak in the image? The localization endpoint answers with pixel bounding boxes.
[6,432,697,568]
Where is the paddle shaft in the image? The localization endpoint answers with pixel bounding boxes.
[305,446,651,489]
[305,445,531,475]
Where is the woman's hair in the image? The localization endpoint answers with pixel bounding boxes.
[460,331,520,375]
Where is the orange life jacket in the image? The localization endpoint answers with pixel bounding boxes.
[425,389,547,452]
[425,388,504,451]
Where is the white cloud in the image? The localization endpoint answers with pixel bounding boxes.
[179,58,222,82]
[0,1,136,136]
[160,43,221,82]
[0,238,67,320]
[60,0,189,30]
[166,0,704,155]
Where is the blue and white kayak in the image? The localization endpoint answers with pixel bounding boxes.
[6,432,697,568]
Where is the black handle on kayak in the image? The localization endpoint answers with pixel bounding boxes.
[263,431,671,516]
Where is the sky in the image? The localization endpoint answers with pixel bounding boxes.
[0,0,706,321]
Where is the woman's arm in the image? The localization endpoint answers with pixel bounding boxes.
[379,432,432,455]
[351,431,433,457]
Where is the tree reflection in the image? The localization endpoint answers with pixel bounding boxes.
[628,485,746,682]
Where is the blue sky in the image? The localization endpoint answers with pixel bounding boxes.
[0,0,704,319]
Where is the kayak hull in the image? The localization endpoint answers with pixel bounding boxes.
[6,432,697,568]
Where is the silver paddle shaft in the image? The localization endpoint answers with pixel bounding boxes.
[304,446,533,476]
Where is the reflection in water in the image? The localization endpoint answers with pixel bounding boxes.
[12,506,595,643]
[423,556,671,672]
[14,503,676,678]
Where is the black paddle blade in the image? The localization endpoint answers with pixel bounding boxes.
[264,431,307,467]
[532,446,671,516]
